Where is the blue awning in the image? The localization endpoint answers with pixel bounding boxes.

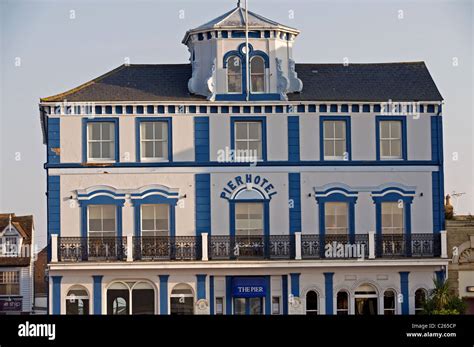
[232,277,266,298]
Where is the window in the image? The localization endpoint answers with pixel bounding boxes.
[87,122,115,161]
[66,286,90,315]
[323,120,347,160]
[0,271,20,295]
[227,56,242,93]
[234,121,263,161]
[215,297,224,315]
[337,291,349,315]
[0,236,18,256]
[325,202,348,235]
[88,205,116,237]
[141,204,169,237]
[235,202,264,237]
[382,202,404,234]
[306,290,319,315]
[379,120,402,159]
[170,284,194,315]
[140,121,168,161]
[384,290,396,315]
[250,56,265,93]
[415,289,427,315]
[107,282,129,315]
[272,296,281,315]
[106,281,155,315]
[131,282,155,315]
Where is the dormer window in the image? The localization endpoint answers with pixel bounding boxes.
[0,234,18,256]
[227,55,242,93]
[250,56,265,93]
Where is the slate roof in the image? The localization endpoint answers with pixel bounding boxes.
[41,62,443,103]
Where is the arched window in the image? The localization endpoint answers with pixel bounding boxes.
[415,288,427,315]
[305,290,319,315]
[354,284,378,315]
[337,291,349,315]
[132,282,155,314]
[227,56,242,93]
[250,56,265,93]
[107,282,129,315]
[384,290,396,315]
[66,286,89,315]
[170,284,194,315]
[106,281,156,315]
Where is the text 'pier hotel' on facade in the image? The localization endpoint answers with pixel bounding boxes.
[40,2,447,315]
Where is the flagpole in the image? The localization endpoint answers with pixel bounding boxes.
[245,0,249,101]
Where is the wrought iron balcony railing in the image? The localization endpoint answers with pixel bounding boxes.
[54,232,444,262]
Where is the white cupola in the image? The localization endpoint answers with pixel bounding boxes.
[182,1,303,101]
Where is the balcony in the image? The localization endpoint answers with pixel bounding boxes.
[52,231,447,263]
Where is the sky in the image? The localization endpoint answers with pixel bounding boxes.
[0,0,473,250]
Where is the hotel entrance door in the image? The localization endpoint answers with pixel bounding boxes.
[233,297,263,315]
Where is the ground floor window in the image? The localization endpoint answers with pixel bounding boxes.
[272,296,280,315]
[66,286,90,315]
[355,284,378,315]
[170,284,194,315]
[0,271,19,296]
[107,281,155,315]
[337,291,349,315]
[415,288,427,315]
[215,297,224,315]
[233,297,263,315]
[383,290,396,315]
[306,290,319,315]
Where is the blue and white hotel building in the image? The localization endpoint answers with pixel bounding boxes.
[41,3,448,315]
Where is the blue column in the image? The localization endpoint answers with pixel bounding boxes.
[282,275,289,315]
[324,272,334,315]
[265,276,271,315]
[196,274,207,300]
[92,275,103,315]
[159,275,169,315]
[195,174,211,237]
[225,276,232,315]
[51,276,62,315]
[194,117,210,162]
[399,271,410,315]
[290,273,300,297]
[288,116,300,161]
[435,270,445,283]
[209,276,215,315]
[288,173,302,239]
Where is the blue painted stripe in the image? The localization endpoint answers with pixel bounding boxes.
[288,173,301,235]
[324,272,334,315]
[195,174,211,236]
[196,274,207,300]
[159,275,169,314]
[290,273,300,297]
[288,116,300,161]
[93,275,103,315]
[432,171,443,233]
[47,175,60,261]
[265,276,271,315]
[194,117,210,162]
[47,118,60,164]
[225,276,232,315]
[51,276,62,314]
[209,275,215,315]
[282,275,288,315]
[399,272,410,314]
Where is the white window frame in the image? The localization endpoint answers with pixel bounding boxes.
[305,290,319,315]
[324,202,349,235]
[379,120,403,160]
[0,271,20,296]
[87,205,117,238]
[250,56,265,94]
[381,202,404,234]
[336,291,349,315]
[227,55,243,94]
[235,202,264,237]
[272,296,281,315]
[234,121,263,161]
[383,290,396,315]
[139,121,169,162]
[140,204,170,237]
[323,120,347,160]
[87,122,116,162]
[215,297,224,315]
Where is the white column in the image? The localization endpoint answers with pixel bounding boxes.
[294,232,302,260]
[440,230,448,258]
[51,234,58,262]
[126,235,133,262]
[368,231,375,259]
[201,233,209,261]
